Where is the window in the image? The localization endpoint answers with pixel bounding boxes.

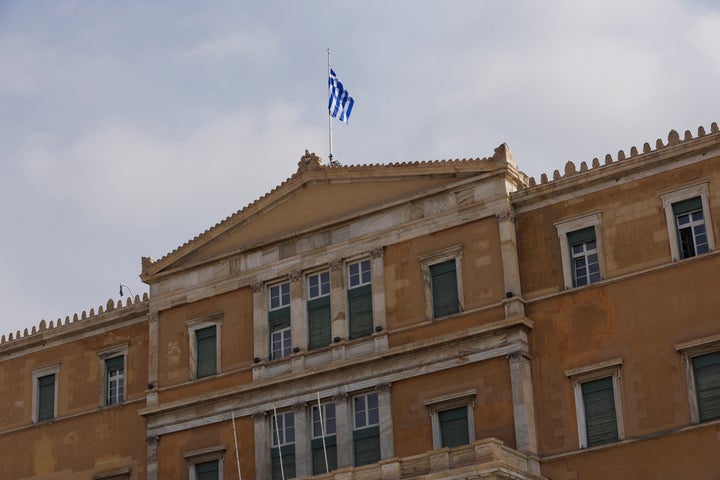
[661,184,715,261]
[105,356,125,406]
[420,246,464,320]
[194,460,220,480]
[188,315,222,380]
[556,213,604,289]
[311,402,337,474]
[347,259,373,339]
[32,364,59,423]
[424,389,476,449]
[692,352,720,422]
[566,359,624,449]
[183,445,226,480]
[307,271,331,350]
[353,392,380,466]
[195,325,217,378]
[271,412,296,480]
[269,282,292,360]
[568,227,601,287]
[676,334,720,424]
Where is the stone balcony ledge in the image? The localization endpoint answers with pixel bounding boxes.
[300,438,545,480]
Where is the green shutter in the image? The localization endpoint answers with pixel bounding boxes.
[311,436,337,474]
[439,406,470,447]
[105,355,124,371]
[195,459,219,480]
[672,196,703,216]
[196,325,217,378]
[430,260,459,318]
[693,352,720,422]
[269,306,291,330]
[348,284,373,339]
[271,446,296,480]
[567,226,596,246]
[581,377,618,447]
[353,425,380,466]
[37,374,55,422]
[308,297,331,350]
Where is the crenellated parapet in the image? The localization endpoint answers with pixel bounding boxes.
[0,292,149,345]
[523,123,719,188]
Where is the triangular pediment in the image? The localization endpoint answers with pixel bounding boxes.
[142,148,515,282]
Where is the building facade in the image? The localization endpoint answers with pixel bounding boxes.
[1,125,719,479]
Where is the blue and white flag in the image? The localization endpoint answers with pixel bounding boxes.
[328,68,354,123]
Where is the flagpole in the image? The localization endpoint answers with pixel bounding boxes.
[327,47,334,163]
[231,410,243,480]
[317,392,330,473]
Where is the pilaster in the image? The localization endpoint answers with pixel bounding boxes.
[376,383,394,459]
[254,412,270,480]
[333,393,351,468]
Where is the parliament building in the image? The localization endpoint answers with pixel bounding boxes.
[1,124,719,479]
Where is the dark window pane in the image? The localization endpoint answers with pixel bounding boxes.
[439,406,470,447]
[693,352,720,422]
[430,260,459,318]
[581,377,618,447]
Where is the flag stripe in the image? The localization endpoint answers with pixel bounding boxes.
[328,68,354,124]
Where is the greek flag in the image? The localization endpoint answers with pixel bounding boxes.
[328,69,354,123]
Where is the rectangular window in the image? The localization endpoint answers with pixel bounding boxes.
[430,259,460,318]
[348,259,373,339]
[105,355,125,406]
[269,282,292,360]
[566,358,624,449]
[581,377,619,447]
[353,392,380,466]
[312,402,337,474]
[661,184,715,261]
[194,459,219,480]
[568,227,601,287]
[692,351,720,422]
[195,325,217,378]
[307,271,331,350]
[271,412,296,480]
[438,406,470,448]
[673,197,709,259]
[37,373,56,422]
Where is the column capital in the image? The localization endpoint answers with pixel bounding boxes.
[496,211,516,223]
[375,382,392,393]
[328,259,343,271]
[370,247,384,259]
[289,270,303,282]
[252,282,265,293]
[253,411,268,422]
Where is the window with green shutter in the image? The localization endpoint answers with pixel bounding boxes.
[195,459,219,480]
[37,373,55,422]
[348,260,373,339]
[312,402,337,474]
[430,259,459,318]
[105,355,125,405]
[195,325,217,378]
[692,351,720,422]
[438,406,470,448]
[271,411,296,480]
[353,392,380,466]
[672,196,709,259]
[567,226,601,287]
[307,271,331,350]
[581,377,619,447]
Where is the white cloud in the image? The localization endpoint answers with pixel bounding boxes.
[185,26,280,63]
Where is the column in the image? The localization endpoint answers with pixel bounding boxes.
[329,259,347,343]
[254,412,270,480]
[293,402,310,477]
[333,393,352,468]
[376,383,394,459]
[147,311,159,407]
[289,271,307,356]
[147,435,159,480]
[508,352,539,472]
[369,248,387,333]
[252,282,268,361]
[496,211,526,318]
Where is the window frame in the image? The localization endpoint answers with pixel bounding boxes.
[660,183,715,261]
[352,391,381,466]
[183,444,226,480]
[347,258,374,340]
[311,401,337,475]
[424,389,476,449]
[676,334,720,424]
[419,245,464,320]
[270,411,296,480]
[31,363,60,424]
[98,344,128,407]
[566,358,624,449]
[307,269,332,350]
[268,280,292,360]
[555,213,604,289]
[187,314,222,380]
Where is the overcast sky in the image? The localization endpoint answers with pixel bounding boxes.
[1,0,719,337]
